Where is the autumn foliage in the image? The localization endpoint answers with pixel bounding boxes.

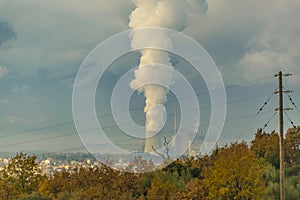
[1,127,300,199]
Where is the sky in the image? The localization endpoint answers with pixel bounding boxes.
[0,0,300,153]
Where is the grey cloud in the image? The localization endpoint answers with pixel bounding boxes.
[0,0,133,78]
[0,21,16,45]
[183,0,300,85]
[237,0,300,84]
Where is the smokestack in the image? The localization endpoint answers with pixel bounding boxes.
[129,0,190,153]
[144,134,161,152]
[144,129,161,152]
[144,102,166,152]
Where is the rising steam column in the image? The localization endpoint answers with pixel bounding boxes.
[143,95,167,153]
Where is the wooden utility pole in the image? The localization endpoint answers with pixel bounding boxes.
[275,71,292,200]
[277,71,285,200]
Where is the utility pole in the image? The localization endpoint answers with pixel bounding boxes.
[275,71,292,200]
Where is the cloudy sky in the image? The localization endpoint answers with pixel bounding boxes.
[0,0,300,153]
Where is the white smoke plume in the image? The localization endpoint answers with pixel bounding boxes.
[129,0,191,150]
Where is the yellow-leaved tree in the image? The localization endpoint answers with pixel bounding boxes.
[204,142,265,200]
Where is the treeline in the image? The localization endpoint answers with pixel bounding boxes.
[0,127,300,200]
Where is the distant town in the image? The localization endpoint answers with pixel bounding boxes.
[0,152,166,175]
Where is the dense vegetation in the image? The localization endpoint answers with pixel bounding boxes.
[1,127,300,200]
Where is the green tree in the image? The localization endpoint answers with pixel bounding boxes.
[147,177,176,200]
[204,142,265,200]
[174,178,206,200]
[285,126,300,166]
[263,181,279,200]
[136,167,191,199]
[0,176,17,199]
[251,129,280,168]
[45,171,72,198]
[0,152,41,198]
[263,169,300,200]
[20,192,51,200]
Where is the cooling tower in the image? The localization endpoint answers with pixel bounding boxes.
[144,131,161,152]
[144,116,161,153]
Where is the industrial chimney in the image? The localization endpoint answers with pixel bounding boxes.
[144,115,161,152]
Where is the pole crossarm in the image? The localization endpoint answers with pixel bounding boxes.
[275,108,293,111]
[275,90,292,94]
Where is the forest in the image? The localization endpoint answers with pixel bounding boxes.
[0,127,300,200]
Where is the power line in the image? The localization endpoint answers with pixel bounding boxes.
[286,93,300,115]
[0,108,275,149]
[262,112,277,131]
[0,88,273,139]
[0,77,280,152]
[0,75,277,151]
[49,74,300,152]
[0,108,198,148]
[0,75,273,124]
[237,88,277,140]
[284,110,296,129]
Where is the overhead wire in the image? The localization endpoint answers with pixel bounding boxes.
[0,78,274,139]
[44,111,276,155]
[286,93,300,115]
[236,88,277,140]
[0,107,275,149]
[284,110,297,129]
[0,75,276,150]
[0,75,279,127]
[23,74,300,156]
[262,112,277,131]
